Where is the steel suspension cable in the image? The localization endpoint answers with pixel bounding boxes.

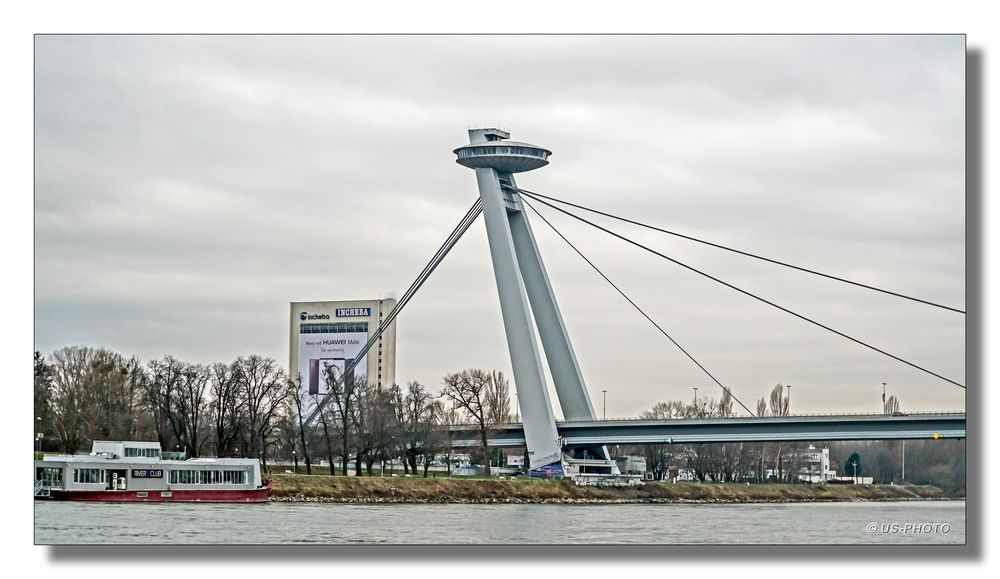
[362,198,483,347]
[516,188,965,315]
[375,198,484,331]
[521,196,754,415]
[305,198,485,426]
[518,190,965,390]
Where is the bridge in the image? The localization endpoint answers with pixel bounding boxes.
[448,412,967,448]
[306,127,966,478]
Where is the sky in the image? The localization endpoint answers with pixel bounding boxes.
[33,35,966,417]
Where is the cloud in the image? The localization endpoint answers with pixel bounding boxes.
[34,35,966,415]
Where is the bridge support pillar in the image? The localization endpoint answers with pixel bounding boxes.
[457,128,613,472]
[474,161,562,469]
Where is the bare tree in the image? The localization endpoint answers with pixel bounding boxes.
[485,371,512,425]
[145,356,184,450]
[209,361,244,457]
[396,381,438,474]
[46,347,141,453]
[290,376,313,474]
[175,363,210,457]
[752,397,769,481]
[768,384,790,481]
[420,400,445,477]
[884,395,901,415]
[442,369,497,476]
[356,384,398,476]
[145,357,210,456]
[34,352,54,452]
[314,392,340,475]
[48,347,100,454]
[769,384,789,417]
[639,400,686,480]
[323,366,363,476]
[439,402,464,477]
[683,397,719,481]
[88,352,146,443]
[233,355,288,471]
[715,390,741,482]
[118,356,148,440]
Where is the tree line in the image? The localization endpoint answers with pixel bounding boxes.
[630,383,964,490]
[34,347,512,477]
[35,347,962,489]
[34,347,290,470]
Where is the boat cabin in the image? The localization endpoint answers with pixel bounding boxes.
[34,440,263,498]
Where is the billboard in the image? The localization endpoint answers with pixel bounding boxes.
[297,328,368,417]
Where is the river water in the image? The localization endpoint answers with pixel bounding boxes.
[34,500,964,545]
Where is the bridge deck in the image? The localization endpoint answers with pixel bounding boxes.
[447,413,966,448]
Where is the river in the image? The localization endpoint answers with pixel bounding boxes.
[34,500,965,545]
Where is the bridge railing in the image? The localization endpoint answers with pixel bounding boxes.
[447,410,966,429]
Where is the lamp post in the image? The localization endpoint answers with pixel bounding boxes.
[602,390,608,420]
[292,449,298,473]
[692,387,698,406]
[901,441,906,482]
[882,382,887,413]
[786,384,791,415]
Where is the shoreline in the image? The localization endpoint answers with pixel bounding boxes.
[269,496,964,505]
[267,474,963,505]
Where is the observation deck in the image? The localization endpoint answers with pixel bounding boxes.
[454,131,551,173]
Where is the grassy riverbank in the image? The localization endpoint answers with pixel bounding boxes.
[268,474,961,504]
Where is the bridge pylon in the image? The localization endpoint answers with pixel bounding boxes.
[455,128,614,477]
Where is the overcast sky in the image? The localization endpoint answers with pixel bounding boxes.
[34,35,965,417]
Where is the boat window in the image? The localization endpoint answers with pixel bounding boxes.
[38,467,63,486]
[170,469,247,485]
[125,447,160,458]
[73,468,106,484]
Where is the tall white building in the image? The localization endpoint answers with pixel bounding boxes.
[289,299,397,401]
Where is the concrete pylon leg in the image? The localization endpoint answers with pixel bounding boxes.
[473,166,562,470]
[457,128,619,476]
[508,185,611,462]
[507,189,595,421]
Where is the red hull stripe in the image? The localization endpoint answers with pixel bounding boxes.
[48,481,272,503]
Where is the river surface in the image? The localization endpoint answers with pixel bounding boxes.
[35,500,965,545]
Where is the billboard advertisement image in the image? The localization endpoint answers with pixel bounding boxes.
[297,325,368,417]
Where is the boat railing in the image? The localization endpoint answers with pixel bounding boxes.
[34,479,50,498]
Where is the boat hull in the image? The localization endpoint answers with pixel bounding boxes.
[45,480,272,503]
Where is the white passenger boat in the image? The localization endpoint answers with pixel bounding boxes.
[34,440,272,502]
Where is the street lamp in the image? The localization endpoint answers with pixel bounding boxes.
[692,387,698,406]
[882,382,887,413]
[786,384,791,415]
[602,390,608,420]
[901,440,906,482]
[292,449,298,473]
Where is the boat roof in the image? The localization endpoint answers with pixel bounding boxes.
[37,454,259,466]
